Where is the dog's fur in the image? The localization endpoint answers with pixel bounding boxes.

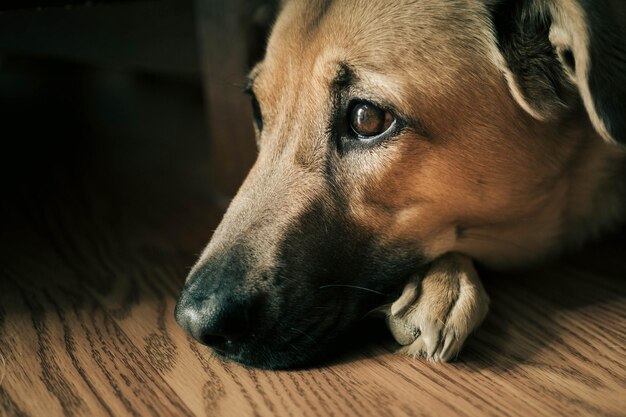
[175,0,625,368]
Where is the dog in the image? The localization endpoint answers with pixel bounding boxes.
[175,0,626,369]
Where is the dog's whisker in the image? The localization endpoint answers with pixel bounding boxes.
[289,343,302,355]
[289,327,318,345]
[353,304,391,322]
[362,304,390,319]
[318,284,386,295]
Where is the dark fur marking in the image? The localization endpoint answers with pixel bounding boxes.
[561,48,576,72]
[264,198,426,366]
[490,0,574,117]
[327,63,357,158]
[332,63,354,89]
[581,0,626,143]
[492,0,625,142]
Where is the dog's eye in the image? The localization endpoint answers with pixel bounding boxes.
[250,94,263,132]
[245,81,263,132]
[349,102,394,138]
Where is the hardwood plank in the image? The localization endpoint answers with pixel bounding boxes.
[0,199,200,417]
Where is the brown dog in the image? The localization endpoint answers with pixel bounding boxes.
[176,0,625,368]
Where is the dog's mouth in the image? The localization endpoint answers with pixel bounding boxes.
[213,320,341,369]
[204,308,352,369]
[212,340,320,370]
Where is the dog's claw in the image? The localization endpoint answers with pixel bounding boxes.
[391,280,419,316]
[438,331,457,362]
[387,253,489,362]
[422,322,440,358]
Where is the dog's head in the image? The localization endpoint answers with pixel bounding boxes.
[176,0,625,368]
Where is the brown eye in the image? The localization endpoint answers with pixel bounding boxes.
[350,102,394,138]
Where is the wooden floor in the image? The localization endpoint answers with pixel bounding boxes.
[1,66,626,417]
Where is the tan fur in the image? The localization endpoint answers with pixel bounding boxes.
[190,0,625,362]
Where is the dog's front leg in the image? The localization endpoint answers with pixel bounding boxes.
[386,253,489,362]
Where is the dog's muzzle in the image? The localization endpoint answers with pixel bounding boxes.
[174,199,425,369]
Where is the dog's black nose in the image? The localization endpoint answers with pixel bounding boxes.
[176,246,266,350]
[175,286,256,350]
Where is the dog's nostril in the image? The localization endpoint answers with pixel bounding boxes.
[176,293,259,351]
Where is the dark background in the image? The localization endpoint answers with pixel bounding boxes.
[0,1,204,219]
[0,0,277,222]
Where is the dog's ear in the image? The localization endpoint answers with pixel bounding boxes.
[490,0,626,145]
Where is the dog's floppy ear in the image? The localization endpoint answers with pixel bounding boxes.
[491,0,626,145]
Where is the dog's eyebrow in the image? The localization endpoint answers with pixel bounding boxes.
[331,63,355,90]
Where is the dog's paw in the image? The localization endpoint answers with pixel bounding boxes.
[386,253,489,362]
